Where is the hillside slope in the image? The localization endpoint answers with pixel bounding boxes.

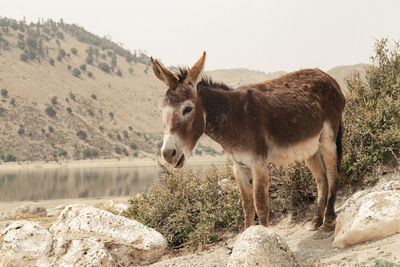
[0,17,366,162]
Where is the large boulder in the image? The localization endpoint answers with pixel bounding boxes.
[333,181,400,248]
[228,225,298,267]
[50,204,167,265]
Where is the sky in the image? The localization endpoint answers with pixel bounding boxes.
[1,0,400,73]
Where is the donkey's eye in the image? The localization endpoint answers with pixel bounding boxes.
[183,106,193,116]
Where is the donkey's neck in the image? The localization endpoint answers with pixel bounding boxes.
[197,85,237,150]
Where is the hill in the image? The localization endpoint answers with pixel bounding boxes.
[0,17,367,162]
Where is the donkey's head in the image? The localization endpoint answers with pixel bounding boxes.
[150,52,206,168]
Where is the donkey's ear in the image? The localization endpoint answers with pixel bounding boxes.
[150,57,178,88]
[184,52,206,90]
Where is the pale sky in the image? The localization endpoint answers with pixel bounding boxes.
[1,0,400,73]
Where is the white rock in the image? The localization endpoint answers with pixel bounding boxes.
[100,200,129,215]
[50,204,167,265]
[0,220,53,266]
[52,237,117,267]
[333,190,400,248]
[228,225,298,267]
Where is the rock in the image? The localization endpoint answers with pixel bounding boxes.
[228,225,298,267]
[52,236,117,266]
[47,205,65,217]
[0,220,53,266]
[99,200,129,215]
[50,204,167,265]
[0,220,117,266]
[333,189,400,248]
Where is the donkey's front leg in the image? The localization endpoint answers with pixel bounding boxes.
[233,163,255,229]
[252,163,270,227]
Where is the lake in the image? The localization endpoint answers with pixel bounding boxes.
[0,163,223,202]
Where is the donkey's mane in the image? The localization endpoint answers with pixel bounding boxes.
[176,68,232,91]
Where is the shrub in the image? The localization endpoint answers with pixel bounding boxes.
[1,88,8,97]
[80,64,86,71]
[123,130,129,139]
[49,58,55,65]
[20,53,29,62]
[98,62,110,73]
[86,56,93,65]
[87,71,93,78]
[4,154,16,162]
[129,143,137,150]
[82,148,98,159]
[114,145,122,154]
[122,147,128,156]
[116,69,122,76]
[56,32,64,39]
[51,96,57,105]
[26,37,37,49]
[91,94,96,100]
[109,112,114,119]
[69,92,76,101]
[10,98,15,105]
[17,127,24,135]
[124,163,242,249]
[72,68,81,77]
[67,65,72,70]
[58,150,68,157]
[45,106,56,117]
[341,39,400,184]
[56,54,62,62]
[48,126,54,133]
[76,130,87,140]
[66,107,72,113]
[70,48,78,55]
[59,49,66,58]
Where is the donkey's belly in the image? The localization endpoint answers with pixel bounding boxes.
[267,134,320,165]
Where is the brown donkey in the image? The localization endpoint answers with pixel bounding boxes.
[150,52,345,230]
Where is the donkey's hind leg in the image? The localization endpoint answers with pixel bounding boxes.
[233,163,255,229]
[306,151,328,230]
[320,134,340,230]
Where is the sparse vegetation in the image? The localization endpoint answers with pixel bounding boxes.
[70,47,78,55]
[114,145,122,154]
[87,71,93,78]
[80,64,86,71]
[49,58,55,65]
[17,127,25,135]
[123,130,129,139]
[91,94,96,100]
[66,107,72,113]
[82,148,99,159]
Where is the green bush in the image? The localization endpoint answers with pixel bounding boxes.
[87,71,93,78]
[342,39,400,184]
[72,68,81,77]
[116,69,122,76]
[123,130,129,139]
[98,62,110,73]
[114,146,122,154]
[70,48,78,55]
[129,143,137,150]
[51,96,57,105]
[1,88,8,97]
[45,106,56,117]
[49,58,55,65]
[91,94,96,100]
[82,148,98,159]
[17,127,25,135]
[80,64,86,71]
[124,162,242,249]
[20,53,29,62]
[4,154,16,162]
[76,130,87,140]
[66,107,72,113]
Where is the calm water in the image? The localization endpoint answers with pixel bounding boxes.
[0,164,220,202]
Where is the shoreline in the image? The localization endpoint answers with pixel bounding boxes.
[0,155,228,171]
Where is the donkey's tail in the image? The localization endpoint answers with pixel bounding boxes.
[336,121,343,174]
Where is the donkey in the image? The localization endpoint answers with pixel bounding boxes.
[150,52,345,230]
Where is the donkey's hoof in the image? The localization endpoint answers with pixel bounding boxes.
[308,217,323,231]
[322,221,335,232]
